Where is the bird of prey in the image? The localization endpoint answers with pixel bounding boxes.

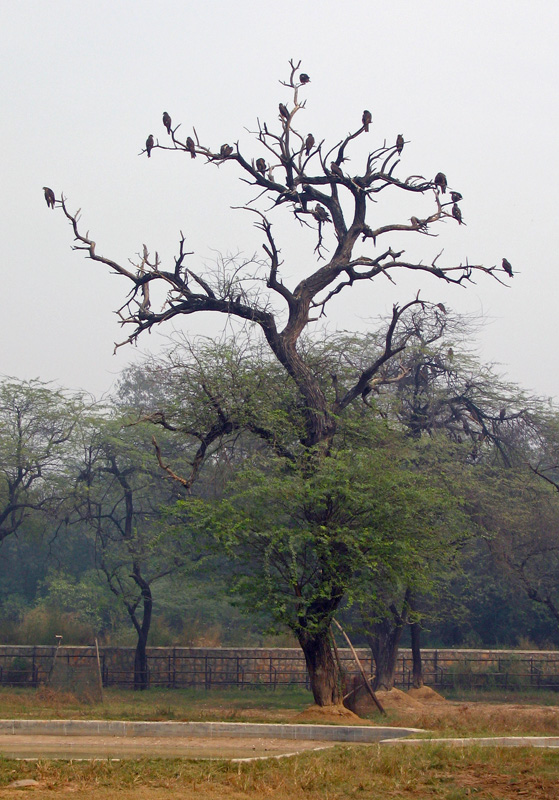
[396,134,404,154]
[436,302,447,314]
[434,172,447,193]
[451,191,463,203]
[305,133,315,155]
[220,143,233,157]
[43,186,55,208]
[330,162,344,179]
[452,203,463,224]
[162,112,172,134]
[146,135,154,157]
[279,103,290,119]
[256,157,267,175]
[186,136,196,158]
[299,73,310,84]
[362,110,372,132]
[502,258,513,277]
[313,204,331,223]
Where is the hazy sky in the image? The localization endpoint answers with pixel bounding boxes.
[2,0,558,400]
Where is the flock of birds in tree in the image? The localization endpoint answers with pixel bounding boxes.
[42,70,513,281]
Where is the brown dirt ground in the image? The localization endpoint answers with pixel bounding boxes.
[353,687,559,737]
[0,733,330,761]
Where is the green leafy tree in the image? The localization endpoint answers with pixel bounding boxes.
[70,414,189,688]
[0,378,82,543]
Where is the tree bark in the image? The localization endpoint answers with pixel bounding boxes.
[297,627,343,706]
[366,615,407,691]
[129,567,153,691]
[410,620,423,688]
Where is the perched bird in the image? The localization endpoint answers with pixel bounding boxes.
[396,134,404,154]
[299,73,310,84]
[162,112,172,134]
[436,302,447,314]
[313,204,331,223]
[279,103,290,119]
[452,203,463,224]
[450,191,463,203]
[434,172,447,193]
[186,136,196,158]
[220,143,233,157]
[502,258,513,278]
[447,347,454,360]
[146,135,154,157]
[305,133,315,156]
[330,162,344,179]
[499,408,507,421]
[255,157,267,176]
[362,110,372,132]
[43,186,55,209]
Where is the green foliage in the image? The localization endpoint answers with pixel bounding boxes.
[181,424,463,638]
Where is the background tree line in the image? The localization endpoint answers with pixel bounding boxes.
[2,322,559,693]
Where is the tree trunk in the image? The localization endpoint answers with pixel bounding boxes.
[129,567,153,691]
[134,630,149,691]
[366,616,407,691]
[297,627,343,706]
[410,620,423,688]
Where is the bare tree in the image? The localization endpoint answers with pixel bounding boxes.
[48,61,507,706]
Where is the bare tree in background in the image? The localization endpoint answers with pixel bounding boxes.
[48,61,509,707]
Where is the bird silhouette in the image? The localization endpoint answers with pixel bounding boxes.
[43,187,55,208]
[502,258,513,277]
[450,191,462,203]
[305,133,315,156]
[434,172,447,193]
[313,204,331,223]
[220,144,233,157]
[299,73,310,84]
[186,137,196,158]
[396,134,404,154]
[256,158,267,176]
[362,110,372,132]
[330,162,344,179]
[162,112,172,134]
[279,103,289,119]
[146,135,154,157]
[452,203,463,224]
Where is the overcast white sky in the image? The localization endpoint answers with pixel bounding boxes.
[2,0,558,401]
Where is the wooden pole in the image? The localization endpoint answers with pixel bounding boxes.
[331,619,385,716]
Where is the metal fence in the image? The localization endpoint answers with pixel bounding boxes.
[2,647,559,691]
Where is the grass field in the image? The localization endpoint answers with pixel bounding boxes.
[1,686,559,798]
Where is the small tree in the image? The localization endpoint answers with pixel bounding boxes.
[71,415,188,689]
[48,62,507,706]
[0,378,81,543]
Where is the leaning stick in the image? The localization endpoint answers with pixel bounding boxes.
[332,618,385,715]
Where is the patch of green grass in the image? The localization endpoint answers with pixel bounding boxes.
[0,685,312,722]
[441,687,559,705]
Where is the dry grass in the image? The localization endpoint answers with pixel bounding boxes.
[1,687,559,797]
[1,745,559,799]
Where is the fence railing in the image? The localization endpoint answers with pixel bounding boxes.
[2,647,559,691]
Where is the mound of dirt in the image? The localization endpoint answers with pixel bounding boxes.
[295,703,369,724]
[407,686,446,703]
[374,688,424,709]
